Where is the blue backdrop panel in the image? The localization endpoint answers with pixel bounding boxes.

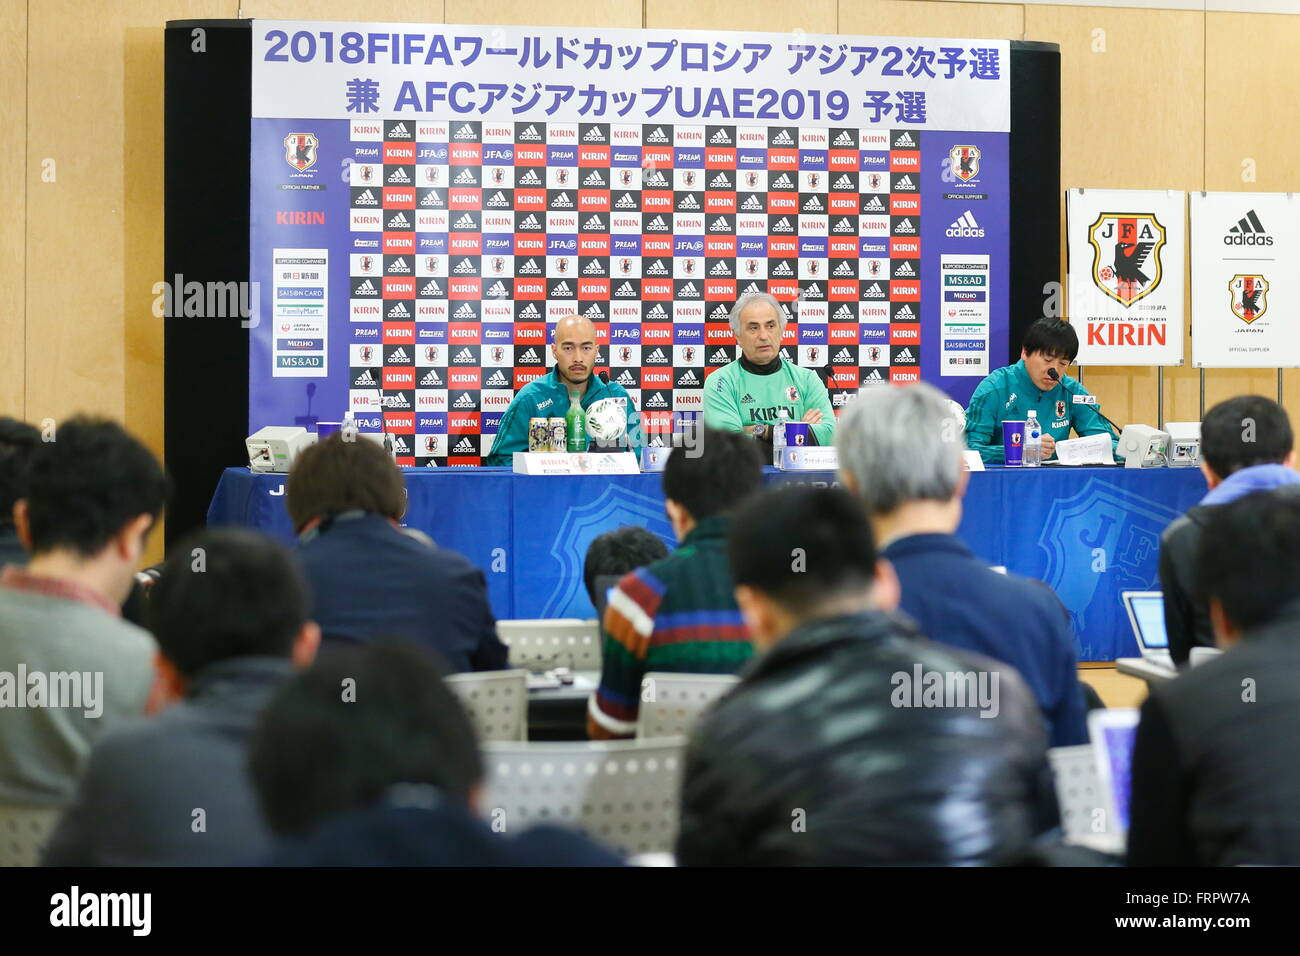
[209,465,1207,661]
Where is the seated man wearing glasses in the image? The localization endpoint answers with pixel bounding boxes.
[963,318,1117,464]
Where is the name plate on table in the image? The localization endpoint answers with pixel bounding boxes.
[640,446,672,472]
[776,446,839,471]
[513,451,641,476]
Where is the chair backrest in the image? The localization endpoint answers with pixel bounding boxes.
[481,737,687,856]
[446,669,529,742]
[0,804,62,867]
[636,672,740,738]
[497,619,601,671]
[1048,744,1112,841]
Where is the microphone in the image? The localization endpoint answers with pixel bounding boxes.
[1050,368,1122,437]
[598,370,609,384]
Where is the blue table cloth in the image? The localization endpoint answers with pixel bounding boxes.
[209,464,1207,661]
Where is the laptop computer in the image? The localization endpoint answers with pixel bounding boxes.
[1121,590,1173,668]
[1088,707,1140,839]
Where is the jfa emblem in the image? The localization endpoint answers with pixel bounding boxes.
[1088,212,1166,307]
[786,386,800,402]
[491,168,505,185]
[425,346,438,362]
[284,133,318,172]
[619,346,631,362]
[745,171,759,189]
[683,347,696,362]
[1056,400,1067,419]
[425,256,438,273]
[1230,274,1269,324]
[620,169,633,186]
[491,346,505,362]
[555,168,569,185]
[620,258,632,274]
[805,172,820,190]
[425,436,438,453]
[359,256,374,273]
[949,145,981,182]
[424,167,439,185]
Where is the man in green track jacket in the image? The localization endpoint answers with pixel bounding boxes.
[703,293,836,447]
[964,318,1118,465]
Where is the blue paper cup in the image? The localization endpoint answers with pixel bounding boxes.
[1002,420,1025,466]
[785,422,812,447]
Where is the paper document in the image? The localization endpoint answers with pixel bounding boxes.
[1053,433,1115,465]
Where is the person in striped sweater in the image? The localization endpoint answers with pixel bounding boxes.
[587,430,763,739]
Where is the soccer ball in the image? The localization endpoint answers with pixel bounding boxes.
[946,400,967,432]
[585,397,628,441]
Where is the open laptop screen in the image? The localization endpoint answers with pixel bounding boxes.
[1129,594,1169,650]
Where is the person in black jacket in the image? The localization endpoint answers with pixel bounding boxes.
[287,433,507,672]
[1131,487,1300,865]
[676,486,1057,867]
[1159,395,1298,665]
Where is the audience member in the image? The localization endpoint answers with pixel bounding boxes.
[1159,395,1298,665]
[1130,487,1300,865]
[0,416,166,805]
[583,525,668,609]
[0,417,40,570]
[587,429,762,739]
[249,642,622,866]
[838,383,1088,746]
[677,485,1056,865]
[287,433,507,672]
[43,529,319,865]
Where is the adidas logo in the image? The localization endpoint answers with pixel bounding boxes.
[678,281,699,297]
[894,218,917,234]
[453,436,475,452]
[709,217,731,232]
[518,258,542,275]
[582,214,604,230]
[382,394,411,409]
[419,369,443,386]
[646,260,669,276]
[582,169,605,186]
[550,280,572,296]
[517,169,542,186]
[391,436,411,454]
[387,302,410,318]
[771,130,794,146]
[770,173,794,190]
[484,369,509,387]
[709,260,732,276]
[677,369,700,384]
[646,304,668,318]
[771,217,794,233]
[895,132,916,147]
[709,172,732,188]
[616,369,636,386]
[518,303,541,318]
[486,191,510,208]
[388,347,409,362]
[614,281,637,296]
[894,303,916,318]
[353,369,377,386]
[387,167,410,183]
[387,211,411,228]
[647,127,670,144]
[741,281,764,295]
[802,285,823,299]
[740,392,755,403]
[582,126,605,142]
[863,282,886,299]
[833,347,854,363]
[453,303,476,318]
[896,348,915,362]
[647,215,668,230]
[894,175,916,190]
[583,303,605,318]
[833,261,855,276]
[1227,209,1270,246]
[894,261,916,277]
[518,124,541,141]
[678,194,700,209]
[615,193,638,209]
[644,170,668,187]
[453,259,476,274]
[418,279,442,296]
[832,130,855,146]
[647,348,667,362]
[945,210,984,238]
[583,260,605,275]
[453,168,476,185]
[645,393,668,408]
[803,195,824,211]
[419,192,442,208]
[388,256,410,272]
[354,189,378,206]
[354,279,377,295]
[864,369,885,383]
[485,280,509,297]
[709,347,731,363]
[550,192,573,208]
[389,122,410,138]
[518,213,541,228]
[863,196,886,212]
[520,347,540,362]
[452,213,476,229]
[741,196,764,211]
[832,174,855,190]
[710,128,732,143]
[708,304,729,319]
[454,123,474,138]
[833,218,855,233]
[770,261,793,276]
[453,394,476,409]
[833,304,854,319]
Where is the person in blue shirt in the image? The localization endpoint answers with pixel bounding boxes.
[964,318,1117,464]
[484,314,642,465]
[839,382,1090,747]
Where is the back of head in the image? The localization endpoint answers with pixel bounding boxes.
[1201,395,1293,479]
[1021,317,1079,361]
[1194,487,1300,634]
[149,528,308,678]
[661,428,764,522]
[729,485,878,617]
[286,433,406,532]
[0,418,41,533]
[249,642,482,837]
[25,416,168,557]
[583,526,669,604]
[838,383,965,516]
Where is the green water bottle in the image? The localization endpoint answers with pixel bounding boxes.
[565,392,588,452]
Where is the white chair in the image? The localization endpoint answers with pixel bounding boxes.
[446,669,529,742]
[1048,744,1122,852]
[0,804,62,867]
[481,736,687,856]
[497,619,601,671]
[636,672,739,738]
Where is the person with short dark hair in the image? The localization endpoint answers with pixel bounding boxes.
[963,318,1117,463]
[1131,487,1300,865]
[250,643,622,865]
[287,433,507,672]
[0,417,41,571]
[677,486,1055,866]
[583,526,668,608]
[587,429,762,739]
[0,417,168,806]
[1159,395,1298,665]
[42,529,319,865]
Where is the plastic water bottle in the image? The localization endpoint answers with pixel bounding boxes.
[773,409,790,466]
[565,392,588,452]
[1024,410,1042,467]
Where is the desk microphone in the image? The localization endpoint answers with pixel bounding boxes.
[1049,368,1122,437]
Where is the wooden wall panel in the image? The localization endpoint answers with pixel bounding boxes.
[239,1,445,21]
[442,0,641,28]
[841,0,1023,38]
[0,0,25,419]
[647,0,835,33]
